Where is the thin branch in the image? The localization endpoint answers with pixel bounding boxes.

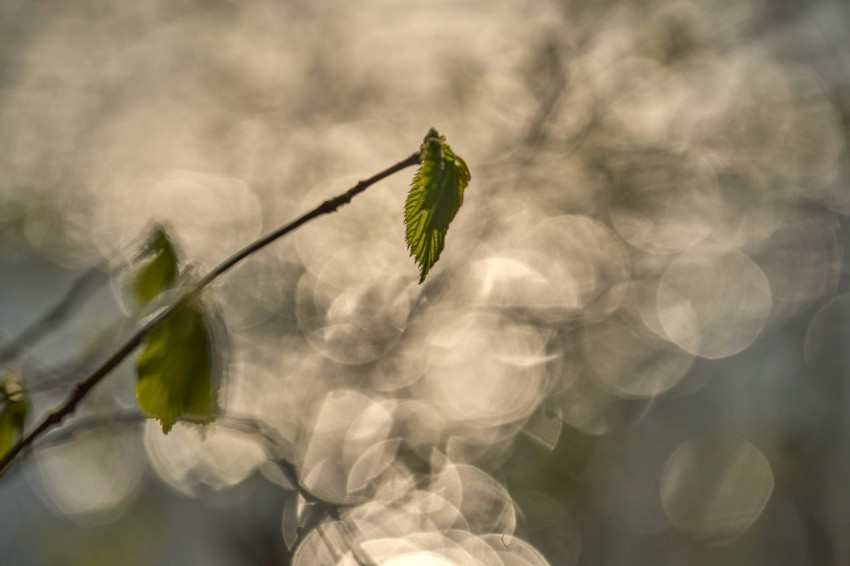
[0,151,421,474]
[194,151,421,293]
[0,268,105,366]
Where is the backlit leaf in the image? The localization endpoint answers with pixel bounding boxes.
[0,376,28,457]
[136,300,221,433]
[404,128,470,283]
[133,225,179,307]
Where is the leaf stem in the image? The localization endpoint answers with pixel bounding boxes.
[0,151,421,474]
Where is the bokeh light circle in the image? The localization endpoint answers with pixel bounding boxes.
[418,310,550,429]
[660,434,774,543]
[583,315,694,398]
[657,246,771,358]
[143,421,266,496]
[30,431,144,526]
[296,241,416,365]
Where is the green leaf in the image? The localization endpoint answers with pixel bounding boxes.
[405,128,471,283]
[133,226,179,307]
[136,300,220,433]
[0,377,28,457]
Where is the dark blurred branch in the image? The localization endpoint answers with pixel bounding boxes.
[0,151,421,475]
[0,267,105,366]
[23,319,131,395]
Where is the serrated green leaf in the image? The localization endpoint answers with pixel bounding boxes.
[133,226,179,307]
[136,301,219,433]
[405,128,470,283]
[0,378,28,457]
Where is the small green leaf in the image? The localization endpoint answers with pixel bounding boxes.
[0,377,28,457]
[405,128,471,283]
[136,300,220,433]
[133,226,179,307]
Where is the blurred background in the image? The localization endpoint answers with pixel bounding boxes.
[1,0,849,564]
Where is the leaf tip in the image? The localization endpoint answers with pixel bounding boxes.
[136,302,222,437]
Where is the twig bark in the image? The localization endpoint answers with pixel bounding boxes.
[0,151,421,474]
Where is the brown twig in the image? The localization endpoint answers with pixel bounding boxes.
[0,151,421,474]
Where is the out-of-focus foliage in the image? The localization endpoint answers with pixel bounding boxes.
[405,128,470,283]
[131,226,178,307]
[0,375,27,458]
[130,225,221,434]
[136,301,218,434]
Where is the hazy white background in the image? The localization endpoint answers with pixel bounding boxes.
[0,0,849,564]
